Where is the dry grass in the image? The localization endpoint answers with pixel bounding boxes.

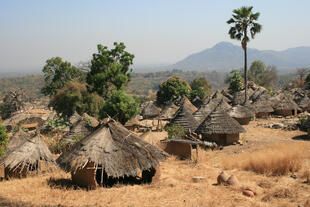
[302,170,310,184]
[223,143,306,176]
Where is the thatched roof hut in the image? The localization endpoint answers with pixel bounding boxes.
[169,102,199,133]
[212,90,230,103]
[193,98,221,124]
[213,99,231,112]
[183,96,197,112]
[142,102,161,119]
[226,105,254,125]
[295,95,310,111]
[247,101,274,118]
[195,111,245,145]
[191,97,203,108]
[274,96,298,116]
[1,132,54,178]
[159,102,179,120]
[6,129,31,152]
[221,89,233,101]
[57,119,167,188]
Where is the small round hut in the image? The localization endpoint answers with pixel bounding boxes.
[6,129,31,152]
[56,119,167,189]
[195,111,246,146]
[142,102,161,119]
[226,105,254,125]
[274,97,298,116]
[1,132,54,179]
[250,101,274,118]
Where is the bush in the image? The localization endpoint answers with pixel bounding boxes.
[224,144,305,176]
[297,114,308,131]
[164,124,185,139]
[0,122,8,157]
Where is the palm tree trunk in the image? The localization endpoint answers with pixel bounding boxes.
[243,46,247,105]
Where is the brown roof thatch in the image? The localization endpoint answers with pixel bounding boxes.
[195,111,246,135]
[124,116,140,127]
[212,90,230,103]
[141,130,163,145]
[56,119,167,177]
[6,129,31,152]
[142,102,161,119]
[183,96,197,112]
[82,113,99,128]
[191,97,204,108]
[213,98,231,112]
[248,101,274,113]
[1,132,54,172]
[69,112,82,125]
[193,98,221,123]
[295,95,310,110]
[226,105,255,119]
[159,102,179,120]
[169,102,199,132]
[221,89,233,101]
[274,97,298,111]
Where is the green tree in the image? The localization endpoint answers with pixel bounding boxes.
[0,89,27,120]
[248,60,278,89]
[49,81,104,118]
[99,90,140,124]
[305,72,310,89]
[227,6,262,104]
[164,124,185,139]
[190,77,211,100]
[87,42,135,97]
[226,69,243,93]
[0,121,8,157]
[41,57,85,96]
[156,76,191,105]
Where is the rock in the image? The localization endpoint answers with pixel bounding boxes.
[192,176,206,183]
[217,171,229,185]
[243,190,255,197]
[226,175,240,186]
[272,123,284,129]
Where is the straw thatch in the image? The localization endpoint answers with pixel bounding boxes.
[213,98,231,112]
[274,96,298,111]
[250,101,274,114]
[226,105,255,119]
[82,113,99,128]
[124,116,140,128]
[221,89,233,101]
[183,96,197,112]
[141,130,163,146]
[191,97,203,108]
[159,102,179,120]
[6,129,31,152]
[1,132,54,173]
[193,98,221,123]
[295,95,310,111]
[57,119,167,178]
[195,111,246,135]
[169,102,199,133]
[70,112,82,125]
[142,102,161,119]
[212,90,230,103]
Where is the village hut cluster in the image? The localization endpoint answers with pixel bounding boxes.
[1,81,310,189]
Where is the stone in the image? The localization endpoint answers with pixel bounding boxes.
[217,171,229,185]
[226,175,240,186]
[243,190,255,197]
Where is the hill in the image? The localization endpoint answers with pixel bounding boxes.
[172,42,310,71]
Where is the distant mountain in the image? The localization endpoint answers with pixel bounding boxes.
[172,42,310,71]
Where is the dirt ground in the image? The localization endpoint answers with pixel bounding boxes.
[0,118,310,207]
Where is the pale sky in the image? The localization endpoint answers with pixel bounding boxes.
[0,0,310,72]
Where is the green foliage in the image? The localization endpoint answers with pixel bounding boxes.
[0,122,8,157]
[156,76,191,105]
[190,77,211,100]
[297,114,308,131]
[0,89,27,120]
[41,57,85,97]
[248,61,278,89]
[21,126,29,132]
[305,72,310,89]
[47,117,69,129]
[83,117,92,126]
[87,42,135,97]
[226,70,243,93]
[164,124,185,139]
[49,82,104,118]
[13,126,19,133]
[99,90,140,124]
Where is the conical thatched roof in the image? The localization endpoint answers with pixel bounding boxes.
[193,98,221,123]
[69,112,82,125]
[213,99,231,112]
[249,101,274,113]
[183,96,197,112]
[56,120,167,177]
[159,102,179,120]
[191,97,203,108]
[274,96,298,111]
[212,90,230,103]
[1,132,54,172]
[169,102,199,132]
[142,102,161,119]
[6,129,31,152]
[295,95,310,110]
[221,89,233,101]
[226,105,255,119]
[250,88,267,102]
[195,111,246,135]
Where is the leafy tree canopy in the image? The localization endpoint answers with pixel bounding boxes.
[226,69,243,93]
[49,81,104,119]
[99,89,140,124]
[248,60,278,89]
[41,57,85,97]
[156,76,191,105]
[190,77,211,100]
[0,121,8,157]
[87,42,135,97]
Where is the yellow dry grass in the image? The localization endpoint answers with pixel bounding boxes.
[0,118,310,207]
[223,143,306,176]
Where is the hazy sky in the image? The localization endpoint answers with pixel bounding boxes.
[1,0,310,72]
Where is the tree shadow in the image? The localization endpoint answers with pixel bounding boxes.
[292,134,309,141]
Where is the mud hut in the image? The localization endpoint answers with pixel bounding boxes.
[141,130,163,146]
[1,132,54,179]
[169,102,199,134]
[6,129,31,152]
[158,139,200,160]
[249,101,274,118]
[274,97,298,116]
[56,119,167,188]
[226,105,254,125]
[142,102,161,119]
[195,111,246,145]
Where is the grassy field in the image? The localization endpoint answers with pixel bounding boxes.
[0,118,310,207]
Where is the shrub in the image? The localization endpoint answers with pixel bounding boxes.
[164,124,185,139]
[223,144,305,176]
[297,114,308,131]
[0,122,8,157]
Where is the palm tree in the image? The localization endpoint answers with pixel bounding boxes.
[227,6,262,105]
